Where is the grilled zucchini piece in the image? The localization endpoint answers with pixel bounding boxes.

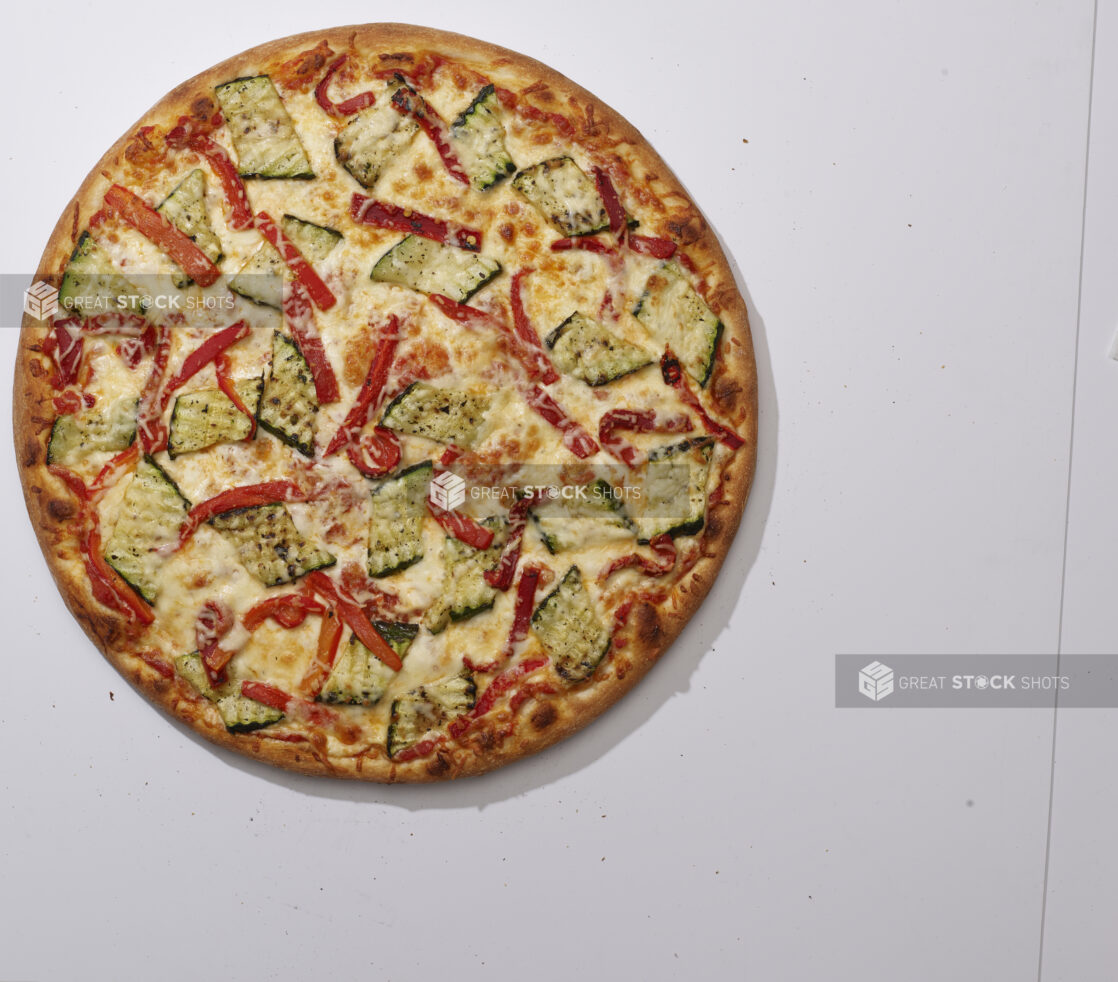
[47,396,137,465]
[318,623,419,706]
[167,376,262,458]
[367,461,432,577]
[633,261,723,387]
[210,503,335,586]
[512,157,608,237]
[281,214,342,262]
[214,75,313,179]
[57,232,142,317]
[258,331,318,457]
[216,693,285,733]
[334,79,418,188]
[531,565,610,683]
[371,235,501,301]
[531,478,634,554]
[450,85,516,191]
[175,652,216,700]
[387,673,477,758]
[423,518,507,634]
[545,311,652,386]
[157,169,223,286]
[103,456,191,604]
[380,381,491,447]
[633,437,715,542]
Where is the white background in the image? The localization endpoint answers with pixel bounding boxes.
[1,1,1114,979]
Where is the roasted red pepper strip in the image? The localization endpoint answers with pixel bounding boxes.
[215,352,257,440]
[493,87,575,137]
[483,494,537,591]
[284,279,339,404]
[393,738,441,763]
[89,445,140,497]
[593,167,627,236]
[427,500,495,550]
[162,321,250,399]
[522,384,600,458]
[254,211,336,310]
[346,429,401,477]
[173,480,307,552]
[137,650,175,679]
[660,350,745,450]
[297,607,344,699]
[508,270,558,383]
[449,654,551,738]
[467,565,543,673]
[598,534,677,583]
[195,600,236,680]
[240,680,338,726]
[598,408,694,468]
[324,321,399,455]
[172,133,253,230]
[429,294,557,384]
[103,185,220,287]
[350,194,481,251]
[51,319,85,388]
[315,54,377,116]
[53,390,82,415]
[550,237,617,255]
[136,326,172,453]
[243,594,326,631]
[306,571,403,672]
[628,234,677,259]
[390,86,470,186]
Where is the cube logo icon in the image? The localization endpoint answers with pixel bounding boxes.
[859,661,894,701]
[429,470,466,511]
[23,281,58,320]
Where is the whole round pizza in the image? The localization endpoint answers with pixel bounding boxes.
[14,24,757,781]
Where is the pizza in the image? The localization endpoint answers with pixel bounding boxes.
[14,24,757,781]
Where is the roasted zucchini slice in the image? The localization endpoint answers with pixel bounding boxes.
[157,169,224,286]
[257,331,318,457]
[334,79,418,188]
[380,381,491,447]
[367,461,432,577]
[371,235,501,301]
[531,478,634,553]
[531,565,610,683]
[281,214,342,261]
[209,503,335,586]
[511,156,608,237]
[47,396,137,465]
[167,376,262,459]
[57,232,143,317]
[545,311,652,386]
[633,437,715,542]
[423,518,507,634]
[103,456,191,604]
[318,623,419,706]
[216,694,285,733]
[214,75,314,179]
[633,261,723,387]
[174,652,216,700]
[387,673,477,758]
[450,85,516,191]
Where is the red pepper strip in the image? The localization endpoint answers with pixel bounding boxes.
[243,594,326,631]
[593,167,627,236]
[215,352,257,440]
[598,534,677,583]
[483,494,537,591]
[195,599,236,680]
[439,445,464,467]
[284,279,339,404]
[550,237,617,255]
[393,737,441,763]
[180,135,253,230]
[240,680,338,726]
[77,312,150,337]
[307,571,403,672]
[53,390,82,414]
[89,445,140,498]
[350,194,481,251]
[660,349,745,450]
[427,501,495,551]
[162,321,250,401]
[448,655,551,738]
[173,480,307,552]
[315,54,377,116]
[51,319,84,388]
[137,650,175,679]
[628,234,677,259]
[598,408,694,468]
[390,86,471,186]
[136,326,172,453]
[324,322,399,455]
[297,607,344,699]
[522,384,600,458]
[493,87,575,137]
[103,185,220,287]
[254,211,336,311]
[346,428,401,477]
[508,270,559,384]
[429,295,557,384]
[467,565,543,674]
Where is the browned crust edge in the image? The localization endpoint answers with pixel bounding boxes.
[13,23,758,783]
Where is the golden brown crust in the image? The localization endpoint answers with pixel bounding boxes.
[14,24,757,782]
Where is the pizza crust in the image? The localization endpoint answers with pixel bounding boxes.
[13,23,757,782]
